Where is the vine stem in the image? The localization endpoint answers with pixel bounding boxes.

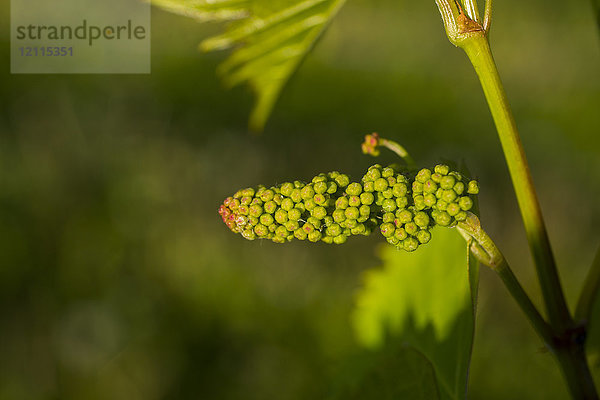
[434,1,599,397]
[461,30,598,400]
[460,34,572,334]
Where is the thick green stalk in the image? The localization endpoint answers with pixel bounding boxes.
[460,35,572,334]
[457,214,553,344]
[575,244,600,323]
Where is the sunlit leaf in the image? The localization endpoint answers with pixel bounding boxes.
[153,0,347,130]
[352,228,479,400]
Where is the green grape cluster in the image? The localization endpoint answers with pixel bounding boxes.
[412,164,479,228]
[219,164,479,252]
[218,171,375,245]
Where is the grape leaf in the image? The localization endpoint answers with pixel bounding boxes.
[352,228,479,400]
[153,0,347,131]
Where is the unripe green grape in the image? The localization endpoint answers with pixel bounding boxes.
[288,208,301,221]
[380,199,395,212]
[434,164,450,175]
[255,224,269,237]
[248,204,263,218]
[348,195,361,207]
[241,196,252,206]
[432,210,451,226]
[327,181,338,194]
[275,225,288,238]
[238,205,250,215]
[345,207,360,220]
[380,223,395,238]
[467,180,479,195]
[431,173,442,183]
[394,227,408,241]
[397,209,413,224]
[335,174,350,188]
[313,193,328,206]
[386,176,397,186]
[248,216,259,226]
[351,224,366,235]
[374,178,388,192]
[308,230,322,242]
[345,219,359,229]
[441,189,457,203]
[436,199,448,211]
[447,203,460,217]
[392,183,408,197]
[274,209,288,224]
[301,185,315,200]
[333,209,346,223]
[414,211,430,228]
[281,198,294,211]
[382,167,395,178]
[242,230,256,240]
[363,181,375,192]
[312,174,327,183]
[333,235,348,244]
[412,181,424,194]
[413,195,426,210]
[440,176,455,190]
[387,236,400,246]
[295,203,306,213]
[302,222,316,233]
[396,196,408,209]
[459,196,473,211]
[326,224,342,237]
[423,193,437,208]
[360,192,374,205]
[323,216,334,227]
[290,189,302,203]
[335,197,349,209]
[280,182,294,196]
[285,220,300,231]
[307,217,322,229]
[294,180,304,188]
[269,224,277,233]
[241,187,255,197]
[346,182,362,196]
[416,230,431,244]
[403,237,419,252]
[365,166,381,181]
[273,194,284,205]
[405,222,418,236]
[382,212,395,223]
[260,213,274,226]
[294,228,308,240]
[322,235,333,244]
[259,189,274,202]
[304,199,316,211]
[453,181,465,195]
[272,236,285,244]
[359,204,371,217]
[313,206,327,220]
[416,168,432,183]
[381,188,394,199]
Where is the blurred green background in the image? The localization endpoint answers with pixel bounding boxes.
[1,0,599,398]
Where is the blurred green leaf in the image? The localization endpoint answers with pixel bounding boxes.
[151,0,251,22]
[352,228,479,400]
[153,0,347,131]
[335,345,441,400]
